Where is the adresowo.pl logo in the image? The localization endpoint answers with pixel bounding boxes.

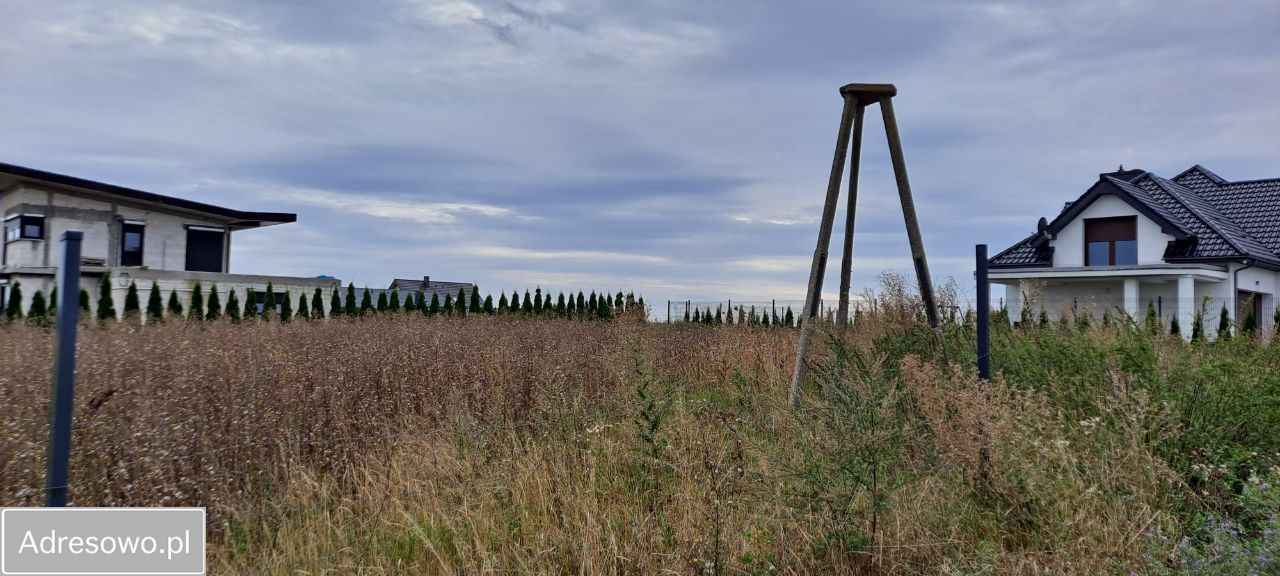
[2,508,205,575]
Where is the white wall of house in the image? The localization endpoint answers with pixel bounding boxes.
[3,184,228,271]
[1049,195,1174,267]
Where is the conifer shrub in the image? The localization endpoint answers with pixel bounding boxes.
[388,289,400,312]
[483,295,494,314]
[313,288,326,319]
[147,282,164,322]
[5,281,22,321]
[280,291,293,323]
[187,282,204,322]
[244,288,256,320]
[443,294,453,313]
[330,289,341,319]
[27,290,47,325]
[376,291,388,312]
[206,284,221,321]
[80,289,91,314]
[98,273,117,321]
[359,287,372,315]
[264,283,278,321]
[297,294,309,320]
[226,290,241,323]
[470,286,481,315]
[429,293,441,315]
[456,287,468,315]
[123,281,141,320]
[1218,304,1232,340]
[345,283,357,316]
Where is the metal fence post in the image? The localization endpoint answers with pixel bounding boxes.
[975,243,993,487]
[47,230,83,507]
[976,244,990,381]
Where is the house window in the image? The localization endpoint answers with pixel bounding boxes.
[121,221,145,267]
[184,227,225,272]
[4,215,45,242]
[1084,216,1137,266]
[252,291,289,315]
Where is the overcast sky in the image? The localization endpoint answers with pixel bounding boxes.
[3,0,1278,307]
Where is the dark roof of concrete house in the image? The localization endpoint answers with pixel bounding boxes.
[990,166,1280,269]
[0,161,296,228]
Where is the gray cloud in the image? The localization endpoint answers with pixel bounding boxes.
[1,0,1277,305]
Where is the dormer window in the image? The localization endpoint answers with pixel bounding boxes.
[1085,216,1137,266]
[4,214,45,241]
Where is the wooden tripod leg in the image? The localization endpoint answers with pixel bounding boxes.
[837,103,865,329]
[879,96,943,342]
[789,94,857,407]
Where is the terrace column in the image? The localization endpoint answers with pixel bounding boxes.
[1123,278,1139,320]
[1177,275,1195,341]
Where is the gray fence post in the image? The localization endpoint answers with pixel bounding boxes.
[976,244,990,381]
[47,230,83,507]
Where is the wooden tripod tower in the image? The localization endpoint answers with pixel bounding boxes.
[789,83,943,406]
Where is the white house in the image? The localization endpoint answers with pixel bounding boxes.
[1,161,340,316]
[988,165,1279,338]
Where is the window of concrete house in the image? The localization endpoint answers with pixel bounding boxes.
[1084,216,1137,266]
[184,226,225,272]
[120,221,145,267]
[4,215,44,242]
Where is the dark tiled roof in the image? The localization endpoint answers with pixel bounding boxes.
[0,161,295,228]
[991,166,1280,269]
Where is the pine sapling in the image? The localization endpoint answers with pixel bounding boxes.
[146,282,164,323]
[123,281,141,320]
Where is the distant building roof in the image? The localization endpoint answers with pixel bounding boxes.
[0,161,296,229]
[389,276,474,296]
[990,166,1280,270]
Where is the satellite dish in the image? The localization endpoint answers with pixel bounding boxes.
[1037,217,1049,236]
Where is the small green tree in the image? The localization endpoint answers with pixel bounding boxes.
[1169,315,1180,337]
[279,291,293,323]
[296,293,309,320]
[497,292,508,313]
[402,290,416,312]
[456,287,468,315]
[376,291,388,312]
[330,289,341,319]
[785,306,795,327]
[80,289,91,314]
[521,290,534,315]
[27,290,48,325]
[389,288,401,312]
[429,293,441,315]
[146,282,164,322]
[263,282,277,320]
[359,287,372,315]
[205,283,221,321]
[1217,304,1232,340]
[1241,296,1258,336]
[576,291,585,314]
[567,294,577,316]
[243,288,256,320]
[225,289,241,322]
[5,281,22,321]
[167,289,183,317]
[1144,300,1160,336]
[556,293,567,316]
[312,288,326,319]
[98,273,117,321]
[483,295,494,313]
[443,294,453,313]
[345,283,357,316]
[470,285,482,315]
[533,287,544,314]
[123,281,141,320]
[1191,298,1206,342]
[48,287,56,317]
[187,282,203,321]
[414,292,425,313]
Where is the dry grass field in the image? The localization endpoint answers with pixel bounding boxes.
[2,285,1278,574]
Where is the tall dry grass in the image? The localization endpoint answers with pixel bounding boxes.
[1,295,1276,574]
